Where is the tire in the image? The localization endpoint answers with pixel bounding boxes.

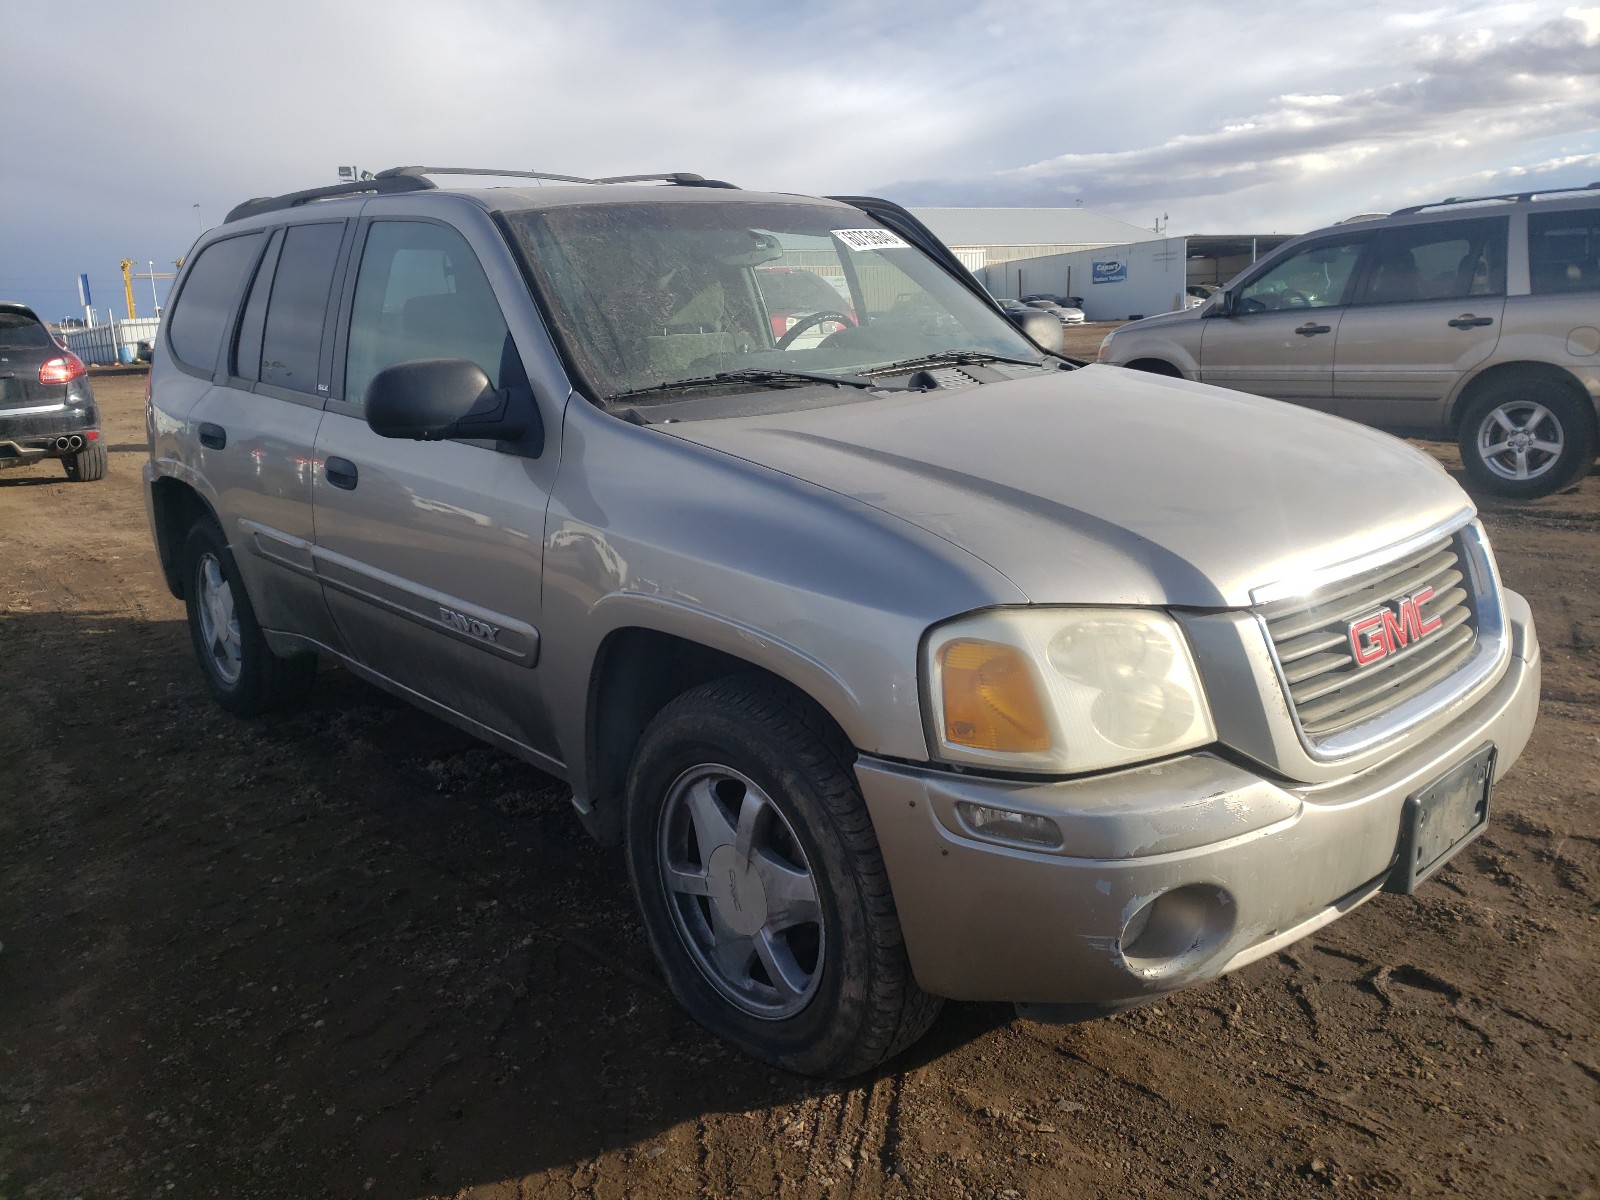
[61,443,108,481]
[182,517,316,715]
[1457,377,1595,498]
[624,674,942,1078]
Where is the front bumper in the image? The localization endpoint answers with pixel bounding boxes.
[858,591,1540,1006]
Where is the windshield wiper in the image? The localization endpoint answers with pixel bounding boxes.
[608,367,901,404]
[866,350,1049,375]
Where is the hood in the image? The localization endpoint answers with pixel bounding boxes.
[659,365,1471,608]
[1115,304,1207,334]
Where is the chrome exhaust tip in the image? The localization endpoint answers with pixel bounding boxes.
[67,434,84,451]
[54,436,72,451]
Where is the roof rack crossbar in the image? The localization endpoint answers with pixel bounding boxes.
[1392,181,1599,216]
[379,166,736,188]
[594,172,739,189]
[224,175,435,223]
[375,166,598,185]
[225,165,743,224]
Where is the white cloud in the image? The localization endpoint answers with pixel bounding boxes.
[879,8,1600,230]
[2,0,1596,315]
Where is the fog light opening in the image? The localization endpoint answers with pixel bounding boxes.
[1120,884,1236,978]
[954,801,1063,849]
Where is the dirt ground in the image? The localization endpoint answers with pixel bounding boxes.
[1,362,1596,1200]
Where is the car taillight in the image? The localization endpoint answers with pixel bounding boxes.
[39,353,87,385]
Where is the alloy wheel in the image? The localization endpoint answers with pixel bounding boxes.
[1476,400,1565,482]
[196,552,243,685]
[657,765,826,1019]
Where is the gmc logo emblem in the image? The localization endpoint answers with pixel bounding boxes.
[1348,588,1443,666]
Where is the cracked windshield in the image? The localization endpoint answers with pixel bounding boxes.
[505,201,1043,401]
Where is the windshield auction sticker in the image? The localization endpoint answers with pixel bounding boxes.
[831,228,911,252]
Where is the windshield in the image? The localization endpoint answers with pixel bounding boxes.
[503,200,1042,402]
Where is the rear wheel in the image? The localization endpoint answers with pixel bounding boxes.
[182,517,316,715]
[1458,377,1594,498]
[62,443,107,481]
[624,675,941,1077]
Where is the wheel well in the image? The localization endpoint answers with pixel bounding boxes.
[582,628,848,845]
[1449,362,1597,436]
[1124,358,1184,378]
[149,477,214,598]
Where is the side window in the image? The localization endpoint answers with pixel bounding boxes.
[168,233,264,370]
[1236,239,1364,312]
[232,229,283,381]
[344,221,526,405]
[1356,218,1507,305]
[1529,207,1600,295]
[260,223,345,394]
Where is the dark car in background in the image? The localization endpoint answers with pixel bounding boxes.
[0,302,105,481]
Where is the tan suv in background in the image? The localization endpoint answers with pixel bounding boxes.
[1098,184,1600,497]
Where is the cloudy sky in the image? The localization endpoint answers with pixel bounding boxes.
[2,0,1596,321]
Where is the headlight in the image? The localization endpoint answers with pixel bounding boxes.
[924,608,1215,774]
[1096,332,1115,361]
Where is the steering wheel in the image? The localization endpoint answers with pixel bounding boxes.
[1279,289,1312,309]
[777,311,852,350]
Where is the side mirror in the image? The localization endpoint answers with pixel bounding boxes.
[365,358,539,449]
[1007,308,1065,353]
[1201,293,1229,317]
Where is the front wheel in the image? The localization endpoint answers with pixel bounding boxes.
[182,517,316,715]
[624,675,941,1077]
[1458,378,1595,498]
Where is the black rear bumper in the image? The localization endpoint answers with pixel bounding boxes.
[0,403,102,464]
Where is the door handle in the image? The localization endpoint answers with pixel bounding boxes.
[1294,323,1332,337]
[324,456,358,491]
[1448,315,1494,329]
[198,422,227,450]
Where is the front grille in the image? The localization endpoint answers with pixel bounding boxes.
[1258,534,1479,741]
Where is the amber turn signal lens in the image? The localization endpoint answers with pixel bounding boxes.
[938,639,1051,752]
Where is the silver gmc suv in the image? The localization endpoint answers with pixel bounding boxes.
[144,167,1541,1077]
[1099,184,1600,498]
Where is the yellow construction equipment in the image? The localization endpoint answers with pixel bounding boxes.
[118,259,179,320]
[120,259,137,320]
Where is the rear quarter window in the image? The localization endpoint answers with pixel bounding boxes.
[168,233,265,370]
[1529,207,1600,295]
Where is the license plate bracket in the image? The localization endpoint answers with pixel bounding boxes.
[1386,742,1495,894]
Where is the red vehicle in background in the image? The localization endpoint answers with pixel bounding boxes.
[755,267,856,348]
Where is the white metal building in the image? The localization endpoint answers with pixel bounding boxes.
[908,207,1297,322]
[908,207,1162,274]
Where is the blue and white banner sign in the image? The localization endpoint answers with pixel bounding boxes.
[1092,259,1127,284]
[77,273,92,306]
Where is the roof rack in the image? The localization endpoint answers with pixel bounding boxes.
[225,165,738,223]
[377,165,738,189]
[1392,181,1599,216]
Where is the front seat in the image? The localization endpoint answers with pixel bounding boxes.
[1366,250,1422,303]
